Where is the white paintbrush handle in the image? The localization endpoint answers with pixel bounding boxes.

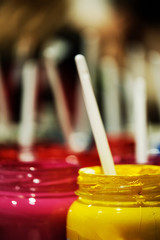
[75,54,116,175]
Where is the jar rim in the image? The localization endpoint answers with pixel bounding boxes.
[0,158,79,195]
[79,164,160,178]
[77,165,160,206]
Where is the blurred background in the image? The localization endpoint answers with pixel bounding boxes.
[0,0,160,156]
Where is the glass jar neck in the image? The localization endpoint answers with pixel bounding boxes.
[77,165,160,207]
[0,157,79,197]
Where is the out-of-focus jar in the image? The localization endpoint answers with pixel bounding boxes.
[67,164,160,240]
[0,156,79,240]
[35,143,100,167]
[0,144,18,160]
[91,134,135,164]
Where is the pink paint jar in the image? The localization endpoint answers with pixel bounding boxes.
[0,156,79,240]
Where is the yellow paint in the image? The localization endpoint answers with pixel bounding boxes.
[67,165,160,240]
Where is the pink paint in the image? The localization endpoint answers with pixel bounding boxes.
[0,157,79,240]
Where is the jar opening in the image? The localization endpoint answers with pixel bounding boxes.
[77,165,160,206]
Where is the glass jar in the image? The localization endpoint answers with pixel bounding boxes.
[35,143,100,168]
[0,156,79,240]
[92,134,135,164]
[67,164,160,240]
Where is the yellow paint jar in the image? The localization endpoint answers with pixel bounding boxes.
[67,165,160,240]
